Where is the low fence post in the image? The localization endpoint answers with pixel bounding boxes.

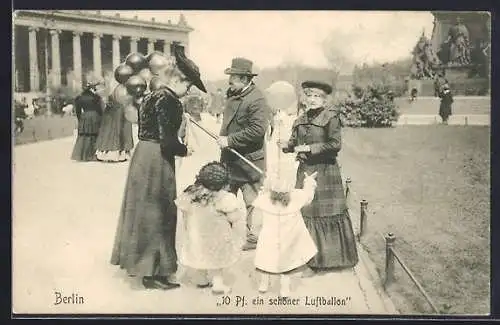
[384,232,396,289]
[32,130,37,142]
[345,177,351,198]
[48,129,52,140]
[360,200,368,238]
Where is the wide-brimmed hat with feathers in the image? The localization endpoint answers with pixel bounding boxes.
[172,44,207,93]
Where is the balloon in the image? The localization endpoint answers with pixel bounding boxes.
[125,52,147,73]
[125,75,147,97]
[265,81,297,115]
[112,84,133,106]
[146,51,171,75]
[138,68,153,83]
[114,63,134,84]
[149,76,167,91]
[124,104,138,124]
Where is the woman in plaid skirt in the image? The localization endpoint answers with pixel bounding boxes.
[279,80,358,277]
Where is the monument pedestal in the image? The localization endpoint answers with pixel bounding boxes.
[444,65,474,81]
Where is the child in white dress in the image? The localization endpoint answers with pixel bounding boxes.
[252,162,318,296]
[175,161,246,294]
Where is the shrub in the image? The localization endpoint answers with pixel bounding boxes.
[338,83,400,128]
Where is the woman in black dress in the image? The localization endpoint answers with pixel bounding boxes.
[71,82,105,161]
[439,84,453,125]
[110,47,207,290]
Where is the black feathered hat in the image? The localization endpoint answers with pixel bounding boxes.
[172,44,207,93]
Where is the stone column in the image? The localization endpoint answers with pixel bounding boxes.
[28,27,39,92]
[112,35,121,68]
[147,38,155,54]
[72,31,83,91]
[93,33,102,78]
[50,29,61,88]
[130,36,139,53]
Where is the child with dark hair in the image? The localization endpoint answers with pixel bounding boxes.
[175,161,246,294]
[410,88,418,102]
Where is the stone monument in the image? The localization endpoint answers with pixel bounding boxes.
[409,11,490,96]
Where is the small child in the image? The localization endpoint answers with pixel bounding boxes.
[175,161,246,295]
[410,87,418,102]
[252,163,318,296]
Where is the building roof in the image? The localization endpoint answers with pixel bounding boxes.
[14,10,194,33]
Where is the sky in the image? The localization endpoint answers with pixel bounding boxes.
[102,11,435,81]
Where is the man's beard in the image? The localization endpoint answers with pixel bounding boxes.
[227,86,243,97]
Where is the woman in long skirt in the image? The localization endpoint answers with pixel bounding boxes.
[110,47,207,290]
[71,82,104,161]
[95,96,134,162]
[439,85,453,125]
[280,80,358,277]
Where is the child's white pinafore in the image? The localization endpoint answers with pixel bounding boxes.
[252,184,318,273]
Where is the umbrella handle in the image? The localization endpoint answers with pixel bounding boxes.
[188,117,264,176]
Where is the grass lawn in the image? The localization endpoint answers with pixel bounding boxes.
[14,115,77,146]
[340,125,490,315]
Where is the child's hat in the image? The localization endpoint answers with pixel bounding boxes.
[196,161,229,191]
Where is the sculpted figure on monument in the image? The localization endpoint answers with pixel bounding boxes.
[444,17,472,66]
[410,33,441,79]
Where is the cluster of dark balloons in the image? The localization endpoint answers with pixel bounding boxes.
[113,51,171,123]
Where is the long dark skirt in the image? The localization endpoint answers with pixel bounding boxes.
[71,111,101,161]
[304,211,359,269]
[439,97,453,120]
[296,161,358,269]
[110,140,178,277]
[95,105,134,162]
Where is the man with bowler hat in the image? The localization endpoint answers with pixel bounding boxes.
[217,57,272,251]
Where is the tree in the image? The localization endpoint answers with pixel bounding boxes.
[321,30,354,84]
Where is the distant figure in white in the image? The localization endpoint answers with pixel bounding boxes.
[176,95,222,192]
[264,81,298,170]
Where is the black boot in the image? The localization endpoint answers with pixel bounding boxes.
[154,276,181,290]
[142,276,158,289]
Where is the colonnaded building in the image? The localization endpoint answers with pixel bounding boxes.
[13,10,193,98]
